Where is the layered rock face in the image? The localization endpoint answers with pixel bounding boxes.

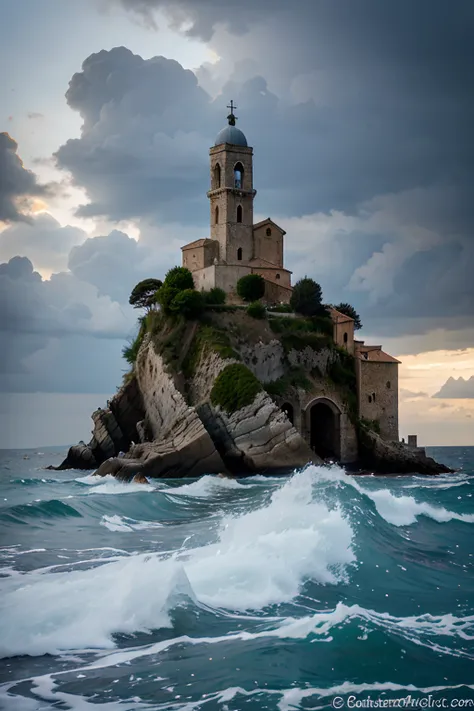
[54,311,451,478]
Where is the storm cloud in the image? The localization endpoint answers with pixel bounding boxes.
[0,133,50,223]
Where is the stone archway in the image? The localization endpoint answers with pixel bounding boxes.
[306,397,341,461]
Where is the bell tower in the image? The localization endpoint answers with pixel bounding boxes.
[207,101,256,264]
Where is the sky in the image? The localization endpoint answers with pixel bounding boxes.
[1,0,473,448]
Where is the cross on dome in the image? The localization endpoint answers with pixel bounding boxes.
[227,100,237,126]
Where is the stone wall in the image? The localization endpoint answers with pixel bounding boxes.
[240,340,286,383]
[183,240,218,272]
[253,222,284,267]
[333,319,355,355]
[358,360,399,441]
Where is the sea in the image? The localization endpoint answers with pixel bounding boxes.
[0,446,473,711]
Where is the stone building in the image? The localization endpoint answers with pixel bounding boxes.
[181,104,401,453]
[181,103,292,303]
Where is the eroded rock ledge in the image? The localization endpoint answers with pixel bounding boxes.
[53,311,452,478]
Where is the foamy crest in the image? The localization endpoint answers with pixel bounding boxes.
[77,474,156,495]
[100,514,163,532]
[0,468,355,657]
[167,474,246,497]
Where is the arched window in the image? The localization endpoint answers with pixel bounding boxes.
[276,273,280,280]
[266,227,272,236]
[214,163,221,189]
[343,332,348,343]
[386,381,391,389]
[237,205,243,223]
[237,247,242,261]
[215,205,219,224]
[234,162,244,189]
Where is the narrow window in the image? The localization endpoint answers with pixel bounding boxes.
[234,162,244,189]
[237,247,242,261]
[368,395,372,403]
[386,381,391,389]
[266,227,272,236]
[215,205,219,224]
[237,205,243,223]
[276,273,280,280]
[372,392,376,402]
[214,163,221,188]
[343,332,348,343]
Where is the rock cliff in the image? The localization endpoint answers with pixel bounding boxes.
[54,309,451,478]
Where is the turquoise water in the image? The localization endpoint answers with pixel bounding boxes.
[0,447,473,710]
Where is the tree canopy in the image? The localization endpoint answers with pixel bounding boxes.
[334,302,363,330]
[237,273,265,302]
[129,278,163,311]
[290,277,323,316]
[163,266,194,291]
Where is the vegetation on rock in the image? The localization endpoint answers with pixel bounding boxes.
[129,279,163,312]
[211,363,262,414]
[264,368,312,397]
[203,287,226,305]
[182,324,239,379]
[333,302,363,330]
[290,277,324,316]
[246,301,266,319]
[237,273,265,302]
[164,266,194,291]
[122,317,147,365]
[170,289,204,319]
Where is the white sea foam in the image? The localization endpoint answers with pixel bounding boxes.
[167,474,247,497]
[0,467,355,657]
[100,514,163,532]
[76,473,156,494]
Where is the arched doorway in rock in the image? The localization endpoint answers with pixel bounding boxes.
[308,398,341,461]
[282,402,294,425]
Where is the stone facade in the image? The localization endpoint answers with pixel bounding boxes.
[181,113,292,304]
[356,343,399,441]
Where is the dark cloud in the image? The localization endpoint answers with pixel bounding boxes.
[433,376,474,399]
[0,133,50,223]
[0,213,86,273]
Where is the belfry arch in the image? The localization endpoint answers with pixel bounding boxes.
[305,397,341,461]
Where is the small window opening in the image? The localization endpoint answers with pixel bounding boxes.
[237,205,243,223]
[386,381,391,389]
[276,273,280,280]
[343,332,348,343]
[368,395,372,403]
[234,162,244,189]
[215,205,219,224]
[266,227,272,236]
[237,247,242,261]
[372,392,376,402]
[214,163,221,189]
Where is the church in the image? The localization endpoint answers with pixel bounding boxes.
[181,102,292,304]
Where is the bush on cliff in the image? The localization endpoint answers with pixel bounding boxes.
[290,277,324,316]
[129,278,163,312]
[203,287,226,305]
[164,266,194,291]
[237,274,265,302]
[122,317,147,365]
[170,289,204,319]
[246,301,266,319]
[156,285,179,314]
[211,363,262,414]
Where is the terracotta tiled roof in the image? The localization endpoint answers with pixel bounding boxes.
[328,307,354,324]
[181,238,214,250]
[249,257,292,272]
[357,346,400,364]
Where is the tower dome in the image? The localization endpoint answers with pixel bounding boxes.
[214,100,248,147]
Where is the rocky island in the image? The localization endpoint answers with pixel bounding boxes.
[55,104,450,479]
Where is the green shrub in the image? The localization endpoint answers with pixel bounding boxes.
[170,289,204,319]
[203,287,226,305]
[281,331,332,354]
[211,364,262,414]
[182,325,239,379]
[129,278,163,311]
[265,368,312,397]
[268,303,293,313]
[122,317,147,365]
[310,313,333,336]
[156,285,180,314]
[290,277,324,316]
[246,301,266,319]
[163,266,194,291]
[237,273,265,302]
